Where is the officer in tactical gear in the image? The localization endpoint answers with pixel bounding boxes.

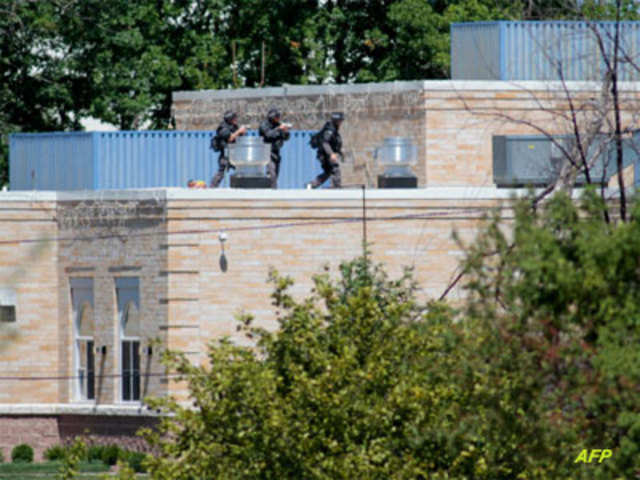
[210,110,247,188]
[307,112,344,189]
[259,107,291,189]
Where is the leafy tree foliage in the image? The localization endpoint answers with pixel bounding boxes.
[143,192,639,479]
[143,259,472,479]
[458,190,640,479]
[3,0,640,183]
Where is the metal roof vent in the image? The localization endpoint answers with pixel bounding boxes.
[229,136,271,188]
[374,137,418,188]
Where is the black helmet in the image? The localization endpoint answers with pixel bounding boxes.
[331,111,344,122]
[267,107,281,121]
[223,110,237,123]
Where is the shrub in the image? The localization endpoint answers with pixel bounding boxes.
[0,448,4,463]
[44,445,66,461]
[87,445,104,462]
[122,450,148,473]
[11,444,33,463]
[100,444,121,466]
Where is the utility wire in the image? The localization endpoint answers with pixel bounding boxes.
[0,206,499,247]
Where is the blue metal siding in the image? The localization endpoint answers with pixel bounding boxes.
[451,22,501,80]
[9,132,94,190]
[9,130,319,190]
[452,21,640,80]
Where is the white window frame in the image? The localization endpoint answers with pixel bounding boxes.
[116,277,141,403]
[70,278,95,403]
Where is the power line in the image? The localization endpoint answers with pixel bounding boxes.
[0,206,499,247]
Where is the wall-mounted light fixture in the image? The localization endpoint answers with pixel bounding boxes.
[219,232,228,272]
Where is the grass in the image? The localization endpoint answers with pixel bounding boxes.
[0,460,109,479]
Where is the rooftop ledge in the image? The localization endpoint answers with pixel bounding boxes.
[0,186,628,203]
[0,403,161,417]
[173,79,640,101]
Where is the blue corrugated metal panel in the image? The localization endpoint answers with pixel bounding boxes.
[279,130,326,189]
[452,21,640,81]
[10,130,319,190]
[9,132,94,190]
[96,131,209,189]
[451,22,501,80]
[96,130,318,189]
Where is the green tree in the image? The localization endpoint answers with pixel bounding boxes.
[458,189,640,478]
[142,258,475,479]
[142,192,639,479]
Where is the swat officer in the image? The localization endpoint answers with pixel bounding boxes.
[210,110,247,188]
[307,112,344,189]
[259,108,291,189]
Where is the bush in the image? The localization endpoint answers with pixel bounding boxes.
[100,444,121,466]
[0,448,4,463]
[122,450,148,473]
[87,444,104,462]
[11,444,33,463]
[44,444,66,461]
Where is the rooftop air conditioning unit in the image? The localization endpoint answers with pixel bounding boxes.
[493,135,636,187]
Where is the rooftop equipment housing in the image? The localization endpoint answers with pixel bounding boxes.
[493,134,638,187]
[451,21,640,81]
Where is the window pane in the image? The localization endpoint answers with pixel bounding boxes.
[123,301,140,337]
[122,341,131,401]
[78,302,94,337]
[87,341,95,400]
[132,341,140,400]
[0,306,16,323]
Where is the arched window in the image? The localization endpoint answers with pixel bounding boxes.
[75,299,95,401]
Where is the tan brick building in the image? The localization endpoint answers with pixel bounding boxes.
[1,80,637,458]
[0,187,516,457]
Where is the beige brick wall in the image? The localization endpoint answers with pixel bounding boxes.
[0,185,628,406]
[0,201,59,403]
[163,192,507,354]
[0,190,509,404]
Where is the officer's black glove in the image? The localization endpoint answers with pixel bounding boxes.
[228,161,237,170]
